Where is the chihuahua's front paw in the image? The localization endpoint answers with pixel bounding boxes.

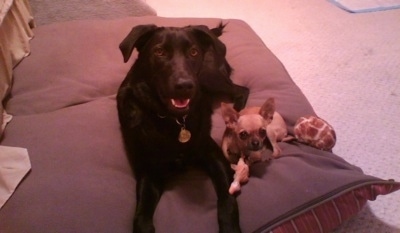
[272,145,282,157]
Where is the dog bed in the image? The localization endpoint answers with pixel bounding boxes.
[0,16,399,233]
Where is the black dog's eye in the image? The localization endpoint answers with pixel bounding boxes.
[154,47,166,57]
[189,47,199,57]
[239,131,249,140]
[259,128,267,138]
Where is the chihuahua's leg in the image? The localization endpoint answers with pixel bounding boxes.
[267,129,282,157]
[272,145,282,157]
[282,135,295,142]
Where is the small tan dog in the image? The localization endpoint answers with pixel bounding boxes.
[221,98,292,194]
[221,97,291,161]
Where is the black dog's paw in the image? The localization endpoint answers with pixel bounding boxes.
[223,226,242,233]
[133,217,155,233]
[220,222,242,233]
[218,195,242,233]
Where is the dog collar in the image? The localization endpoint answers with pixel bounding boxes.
[156,114,191,143]
[175,115,191,143]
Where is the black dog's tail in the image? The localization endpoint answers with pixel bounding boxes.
[211,22,228,37]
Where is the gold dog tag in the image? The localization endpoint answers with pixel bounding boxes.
[178,128,191,143]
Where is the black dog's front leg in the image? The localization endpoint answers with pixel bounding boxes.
[231,84,249,112]
[133,176,163,233]
[201,141,242,233]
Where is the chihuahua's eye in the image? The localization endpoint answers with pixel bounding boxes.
[259,128,267,138]
[189,47,199,57]
[154,47,166,57]
[239,131,249,140]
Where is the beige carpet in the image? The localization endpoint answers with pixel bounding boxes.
[146,0,400,232]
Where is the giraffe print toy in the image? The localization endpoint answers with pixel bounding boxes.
[294,116,336,151]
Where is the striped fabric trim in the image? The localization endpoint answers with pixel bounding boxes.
[268,182,400,233]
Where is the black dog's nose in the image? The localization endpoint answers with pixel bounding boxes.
[175,79,194,91]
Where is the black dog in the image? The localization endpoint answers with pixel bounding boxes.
[117,23,248,233]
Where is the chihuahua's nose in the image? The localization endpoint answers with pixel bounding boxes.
[251,140,260,148]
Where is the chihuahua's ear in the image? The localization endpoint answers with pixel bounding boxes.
[220,102,239,129]
[259,98,275,122]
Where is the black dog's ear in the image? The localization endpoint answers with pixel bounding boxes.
[210,22,227,37]
[189,24,227,57]
[119,24,158,63]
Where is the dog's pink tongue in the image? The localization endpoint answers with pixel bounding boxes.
[171,99,190,109]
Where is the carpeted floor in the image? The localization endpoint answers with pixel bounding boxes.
[30,0,156,26]
[145,0,400,232]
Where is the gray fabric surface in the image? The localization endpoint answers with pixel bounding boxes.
[30,0,157,26]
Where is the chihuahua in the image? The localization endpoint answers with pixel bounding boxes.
[221,97,292,165]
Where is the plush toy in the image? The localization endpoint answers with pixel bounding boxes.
[229,157,250,194]
[294,116,336,151]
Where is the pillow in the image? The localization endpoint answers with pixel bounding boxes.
[0,16,398,233]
